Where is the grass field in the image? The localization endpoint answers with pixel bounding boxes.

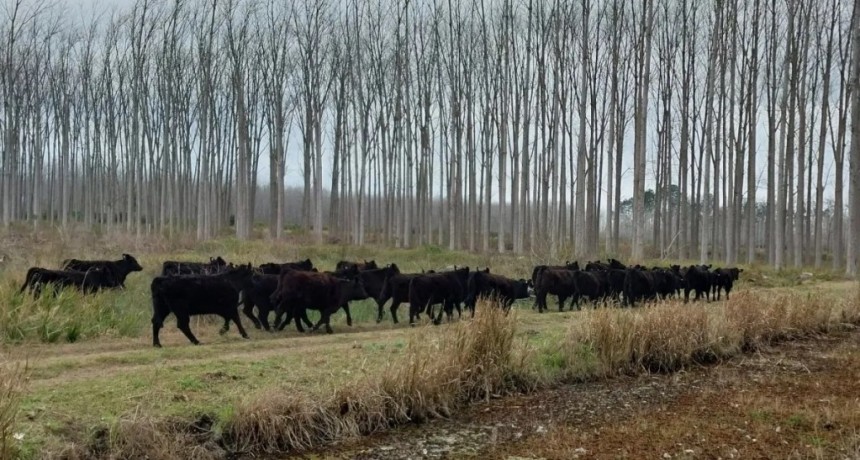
[0,229,857,458]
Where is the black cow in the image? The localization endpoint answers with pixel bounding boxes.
[61,253,143,288]
[408,267,470,325]
[533,268,579,313]
[607,258,627,269]
[530,261,579,310]
[531,261,580,285]
[623,267,657,307]
[150,264,254,347]
[349,264,401,323]
[258,258,314,275]
[335,260,378,272]
[269,270,368,334]
[572,270,606,307]
[647,268,678,300]
[377,272,424,324]
[19,266,114,297]
[683,265,714,302]
[325,264,360,280]
[464,271,530,314]
[238,274,311,332]
[713,267,743,300]
[161,256,228,276]
[603,269,627,303]
[585,261,609,271]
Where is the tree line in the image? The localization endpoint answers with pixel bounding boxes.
[2,0,860,274]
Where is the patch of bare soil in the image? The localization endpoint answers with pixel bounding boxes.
[316,328,860,460]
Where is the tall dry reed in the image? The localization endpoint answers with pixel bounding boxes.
[567,288,860,376]
[0,354,28,460]
[225,301,520,454]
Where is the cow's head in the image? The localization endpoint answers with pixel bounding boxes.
[122,253,144,272]
[341,277,369,301]
[335,264,360,280]
[516,279,532,299]
[224,263,254,288]
[608,258,626,269]
[730,268,743,280]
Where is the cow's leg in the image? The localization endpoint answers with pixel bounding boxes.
[558,295,567,312]
[300,308,314,329]
[536,291,547,313]
[440,301,454,324]
[243,298,262,330]
[341,303,353,327]
[259,306,272,332]
[375,298,386,323]
[390,302,400,324]
[219,317,231,335]
[409,302,423,326]
[229,311,250,339]
[433,302,446,325]
[424,303,433,323]
[151,315,165,348]
[293,307,307,333]
[273,306,287,331]
[312,310,334,334]
[175,314,200,345]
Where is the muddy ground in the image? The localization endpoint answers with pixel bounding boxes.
[310,328,860,460]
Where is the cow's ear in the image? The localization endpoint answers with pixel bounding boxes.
[738,268,744,272]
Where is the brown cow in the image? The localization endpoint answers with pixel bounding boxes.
[269,270,368,334]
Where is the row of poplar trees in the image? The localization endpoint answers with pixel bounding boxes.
[2,0,860,273]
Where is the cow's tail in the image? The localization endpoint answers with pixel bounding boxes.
[19,268,39,294]
[378,277,392,306]
[464,275,478,311]
[150,279,168,324]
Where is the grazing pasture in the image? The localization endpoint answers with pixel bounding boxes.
[0,233,856,458]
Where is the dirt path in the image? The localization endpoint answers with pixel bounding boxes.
[14,322,415,387]
[316,328,860,460]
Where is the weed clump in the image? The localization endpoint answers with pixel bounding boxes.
[224,301,520,454]
[0,354,28,460]
[567,289,860,376]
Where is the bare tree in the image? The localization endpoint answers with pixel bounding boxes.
[848,0,860,276]
[630,0,655,261]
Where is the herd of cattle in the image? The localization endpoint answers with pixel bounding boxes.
[16,254,743,348]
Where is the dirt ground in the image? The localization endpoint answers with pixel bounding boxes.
[316,328,860,460]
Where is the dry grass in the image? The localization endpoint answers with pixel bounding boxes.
[0,353,29,459]
[224,302,522,455]
[567,286,860,376]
